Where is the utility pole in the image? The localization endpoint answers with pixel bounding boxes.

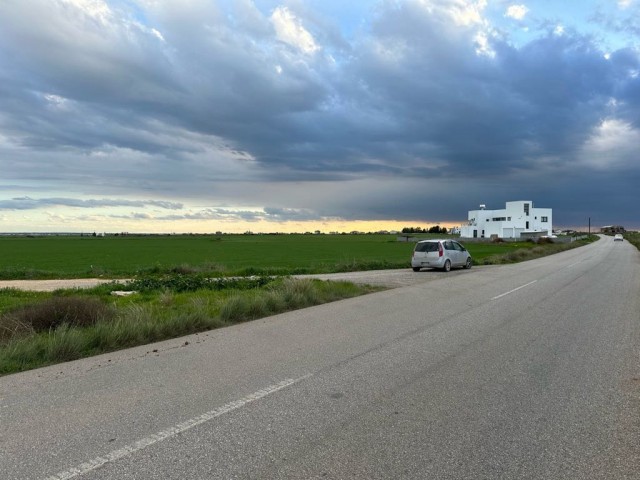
[588,217,591,237]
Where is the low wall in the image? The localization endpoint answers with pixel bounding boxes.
[459,235,588,244]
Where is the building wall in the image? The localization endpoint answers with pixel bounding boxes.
[460,201,553,239]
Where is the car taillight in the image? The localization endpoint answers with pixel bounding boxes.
[438,242,444,257]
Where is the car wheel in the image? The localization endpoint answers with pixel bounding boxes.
[464,257,472,269]
[412,267,421,272]
[443,260,451,272]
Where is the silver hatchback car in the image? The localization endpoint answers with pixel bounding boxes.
[411,239,472,272]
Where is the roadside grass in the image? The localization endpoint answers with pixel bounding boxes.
[476,236,598,265]
[0,277,379,375]
[625,232,640,252]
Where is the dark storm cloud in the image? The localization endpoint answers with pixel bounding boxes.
[108,206,324,223]
[0,197,182,210]
[0,0,639,228]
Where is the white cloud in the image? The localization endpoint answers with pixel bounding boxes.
[581,118,640,169]
[474,31,495,57]
[270,6,320,54]
[448,0,488,26]
[505,4,529,21]
[617,0,633,9]
[61,0,111,20]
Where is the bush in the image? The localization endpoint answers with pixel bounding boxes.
[125,274,274,293]
[0,316,33,342]
[2,296,114,333]
[536,237,554,244]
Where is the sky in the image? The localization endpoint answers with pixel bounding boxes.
[1,0,639,233]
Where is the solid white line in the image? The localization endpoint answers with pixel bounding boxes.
[44,376,310,480]
[492,280,537,300]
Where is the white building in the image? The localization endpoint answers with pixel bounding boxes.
[460,201,552,239]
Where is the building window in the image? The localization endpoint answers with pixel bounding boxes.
[524,203,530,215]
[541,216,548,222]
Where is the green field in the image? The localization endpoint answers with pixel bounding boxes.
[0,234,420,278]
[0,234,589,279]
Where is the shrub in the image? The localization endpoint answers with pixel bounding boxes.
[536,237,554,245]
[0,315,33,342]
[125,274,274,293]
[4,296,114,332]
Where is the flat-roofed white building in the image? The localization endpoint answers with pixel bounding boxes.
[460,201,552,239]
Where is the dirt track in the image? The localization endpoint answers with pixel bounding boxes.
[0,268,481,292]
[0,278,119,292]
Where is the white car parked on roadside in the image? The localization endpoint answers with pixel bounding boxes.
[411,239,472,272]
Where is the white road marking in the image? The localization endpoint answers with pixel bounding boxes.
[564,261,582,269]
[44,376,310,480]
[492,280,537,300]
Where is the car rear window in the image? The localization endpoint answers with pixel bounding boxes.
[414,242,439,252]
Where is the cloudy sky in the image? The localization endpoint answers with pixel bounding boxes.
[1,0,639,233]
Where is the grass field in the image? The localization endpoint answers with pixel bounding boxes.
[0,234,409,278]
[0,234,563,279]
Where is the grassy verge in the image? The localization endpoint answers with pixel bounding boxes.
[475,236,598,265]
[624,232,640,251]
[0,277,379,375]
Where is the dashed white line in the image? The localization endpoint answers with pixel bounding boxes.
[492,280,537,300]
[564,261,582,269]
[44,375,310,480]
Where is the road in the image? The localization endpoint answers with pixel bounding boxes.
[1,236,639,479]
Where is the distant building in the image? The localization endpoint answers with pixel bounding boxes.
[601,225,625,234]
[460,200,552,239]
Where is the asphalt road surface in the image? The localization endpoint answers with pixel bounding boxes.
[1,236,639,479]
